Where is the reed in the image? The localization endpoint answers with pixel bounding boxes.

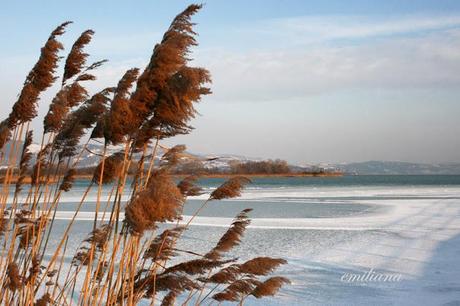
[0,4,289,305]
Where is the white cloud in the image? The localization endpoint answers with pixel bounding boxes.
[194,27,460,103]
[255,14,460,44]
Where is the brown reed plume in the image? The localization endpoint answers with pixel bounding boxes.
[210,177,252,200]
[160,144,187,168]
[129,4,210,148]
[0,213,7,237]
[10,21,71,123]
[44,29,97,134]
[14,131,33,194]
[124,170,184,235]
[6,262,23,291]
[84,224,112,251]
[34,293,52,306]
[103,68,140,144]
[203,256,288,303]
[59,168,76,192]
[44,82,90,134]
[92,152,124,184]
[205,265,241,284]
[0,21,71,149]
[142,274,200,298]
[17,215,47,249]
[162,258,234,276]
[238,257,287,276]
[250,276,290,298]
[62,29,95,84]
[205,208,252,260]
[31,143,51,185]
[177,175,204,196]
[160,291,178,306]
[144,227,184,261]
[54,88,113,160]
[212,278,261,302]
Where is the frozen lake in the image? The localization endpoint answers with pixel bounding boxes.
[8,175,460,305]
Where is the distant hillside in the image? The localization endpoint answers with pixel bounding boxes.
[2,141,459,175]
[335,161,460,175]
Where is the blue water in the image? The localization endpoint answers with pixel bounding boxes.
[195,175,460,188]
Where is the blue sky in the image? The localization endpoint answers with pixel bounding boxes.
[1,1,460,164]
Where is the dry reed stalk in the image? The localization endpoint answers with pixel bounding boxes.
[0,5,291,305]
[0,126,27,290]
[0,125,22,207]
[36,182,94,290]
[78,222,112,305]
[35,138,93,271]
[143,136,160,188]
[50,237,69,301]
[92,145,107,231]
[130,144,147,196]
[100,141,134,304]
[14,130,33,196]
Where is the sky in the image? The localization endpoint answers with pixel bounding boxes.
[1,0,460,164]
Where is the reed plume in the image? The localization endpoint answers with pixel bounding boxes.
[92,152,124,184]
[212,278,261,302]
[54,88,113,160]
[31,143,51,185]
[250,276,290,298]
[150,66,211,138]
[206,265,241,284]
[44,82,89,134]
[34,293,52,306]
[238,257,287,276]
[103,68,140,144]
[1,22,71,148]
[125,170,184,235]
[160,291,178,306]
[0,120,11,150]
[162,258,233,276]
[15,131,33,194]
[205,209,252,260]
[72,249,91,266]
[25,256,42,285]
[17,216,47,249]
[6,262,23,291]
[0,214,7,236]
[210,177,251,200]
[44,29,97,133]
[160,144,187,168]
[177,175,203,197]
[59,168,76,192]
[141,274,200,297]
[130,4,209,147]
[144,227,184,261]
[0,21,70,148]
[62,29,95,84]
[85,224,112,250]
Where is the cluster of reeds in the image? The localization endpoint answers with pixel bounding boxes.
[0,4,289,305]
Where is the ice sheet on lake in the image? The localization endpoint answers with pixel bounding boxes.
[35,183,460,305]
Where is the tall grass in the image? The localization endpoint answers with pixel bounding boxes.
[0,5,289,305]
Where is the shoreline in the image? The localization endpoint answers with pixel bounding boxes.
[1,172,344,184]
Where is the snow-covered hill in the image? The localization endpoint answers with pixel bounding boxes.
[2,141,460,174]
